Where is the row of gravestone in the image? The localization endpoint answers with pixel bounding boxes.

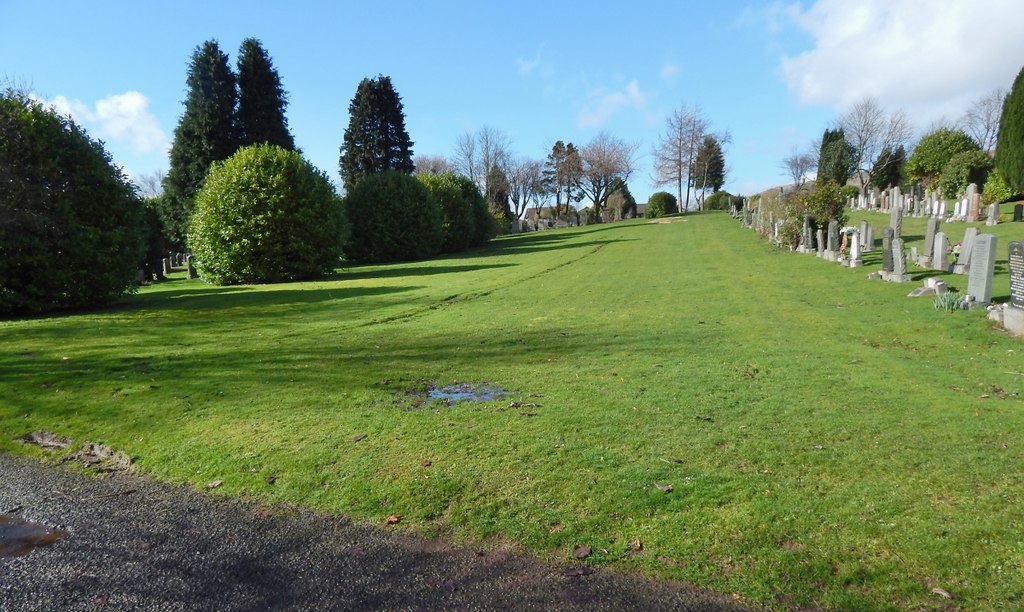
[846,183,1024,225]
[157,252,197,280]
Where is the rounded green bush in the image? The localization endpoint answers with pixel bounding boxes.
[418,172,476,253]
[646,191,677,218]
[906,128,979,188]
[0,90,144,315]
[343,170,443,263]
[939,150,993,197]
[982,169,1017,204]
[187,144,347,284]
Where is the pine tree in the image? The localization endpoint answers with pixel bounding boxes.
[817,128,856,186]
[237,38,295,150]
[870,145,906,190]
[339,75,414,191]
[995,64,1024,194]
[161,40,240,248]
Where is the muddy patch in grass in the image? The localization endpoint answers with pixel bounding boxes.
[394,381,510,409]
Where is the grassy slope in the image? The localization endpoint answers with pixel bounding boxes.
[2,212,1022,609]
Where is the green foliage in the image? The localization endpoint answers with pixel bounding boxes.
[801,180,848,230]
[141,197,168,280]
[869,145,906,189]
[704,190,737,211]
[906,128,979,189]
[840,184,860,200]
[645,191,677,218]
[938,150,994,197]
[996,65,1024,193]
[463,176,497,246]
[162,40,241,248]
[981,168,1017,204]
[933,292,968,312]
[691,135,726,199]
[607,180,637,218]
[237,38,295,150]
[0,90,144,315]
[817,128,856,186]
[339,75,414,191]
[418,172,477,253]
[187,144,346,284]
[343,170,442,263]
[541,140,583,216]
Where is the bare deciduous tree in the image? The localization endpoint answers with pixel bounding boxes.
[413,154,453,175]
[453,126,512,193]
[837,98,913,195]
[578,132,638,223]
[506,157,544,220]
[959,88,1005,151]
[781,149,816,188]
[136,170,166,198]
[652,104,708,212]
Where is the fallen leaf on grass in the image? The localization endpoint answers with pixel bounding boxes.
[385,515,402,525]
[573,545,592,559]
[931,587,952,599]
[509,401,540,409]
[655,483,673,492]
[352,434,367,442]
[206,480,222,489]
[629,537,643,552]
[420,459,432,468]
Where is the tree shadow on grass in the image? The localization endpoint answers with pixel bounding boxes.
[334,263,516,282]
[114,282,423,313]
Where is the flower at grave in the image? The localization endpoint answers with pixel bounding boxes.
[951,242,961,255]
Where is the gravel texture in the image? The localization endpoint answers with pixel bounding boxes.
[0,453,752,611]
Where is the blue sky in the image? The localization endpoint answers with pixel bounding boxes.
[3,0,1021,202]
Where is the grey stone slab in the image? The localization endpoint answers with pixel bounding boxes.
[967,234,997,305]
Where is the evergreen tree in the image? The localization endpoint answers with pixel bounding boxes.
[995,64,1024,194]
[237,38,295,150]
[161,40,240,248]
[690,135,725,208]
[339,75,414,191]
[817,128,856,186]
[869,145,906,190]
[541,140,583,216]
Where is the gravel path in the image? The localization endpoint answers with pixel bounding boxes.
[0,454,751,611]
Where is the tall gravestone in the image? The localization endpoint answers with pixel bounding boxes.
[1014,204,1024,222]
[952,227,979,275]
[890,238,910,281]
[824,219,839,261]
[864,225,874,252]
[1009,241,1024,309]
[890,206,903,238]
[882,227,894,273]
[922,217,940,265]
[816,229,825,257]
[849,230,862,267]
[932,232,949,272]
[967,234,997,305]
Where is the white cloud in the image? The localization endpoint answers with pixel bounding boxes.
[779,0,1024,125]
[39,91,167,153]
[578,80,648,128]
[660,63,679,81]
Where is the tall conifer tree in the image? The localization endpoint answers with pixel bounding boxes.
[162,40,240,247]
[995,65,1024,193]
[339,75,414,191]
[237,38,295,150]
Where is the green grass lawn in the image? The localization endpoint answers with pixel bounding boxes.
[2,211,1023,609]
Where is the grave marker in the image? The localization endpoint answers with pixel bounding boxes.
[1009,241,1024,309]
[932,231,948,272]
[967,234,997,305]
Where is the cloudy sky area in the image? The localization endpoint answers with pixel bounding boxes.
[2,0,1021,200]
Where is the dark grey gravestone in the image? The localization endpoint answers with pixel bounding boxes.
[923,217,940,258]
[1009,241,1024,309]
[890,206,903,238]
[882,227,894,273]
[891,238,909,281]
[1014,204,1024,222]
[816,229,825,256]
[827,219,838,252]
[967,234,997,305]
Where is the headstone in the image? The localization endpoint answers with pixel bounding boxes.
[932,231,949,272]
[967,234,997,306]
[849,229,862,267]
[882,227,894,273]
[923,217,940,265]
[162,258,172,276]
[816,229,825,257]
[890,206,903,238]
[864,225,874,252]
[890,238,910,281]
[1014,204,1024,222]
[859,220,868,247]
[1009,241,1024,309]
[986,203,1000,226]
[952,227,979,275]
[967,184,980,222]
[186,255,197,280]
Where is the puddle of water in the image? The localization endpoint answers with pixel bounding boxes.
[0,515,67,558]
[427,383,508,404]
